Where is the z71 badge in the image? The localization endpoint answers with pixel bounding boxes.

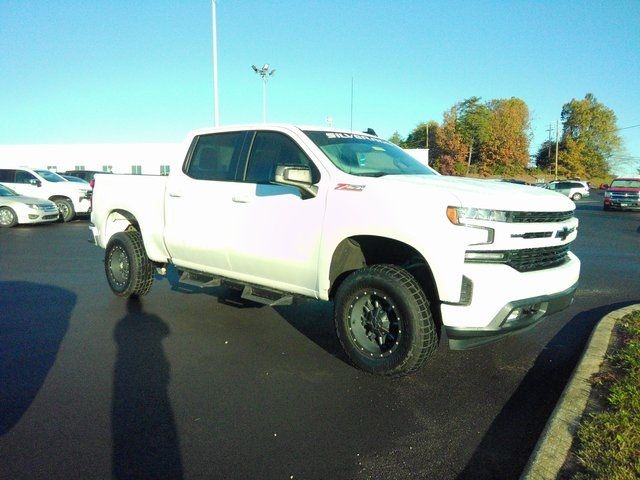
[335,184,366,191]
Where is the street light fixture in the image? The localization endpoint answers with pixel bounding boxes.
[252,63,275,122]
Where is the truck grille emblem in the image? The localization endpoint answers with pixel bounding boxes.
[555,227,575,241]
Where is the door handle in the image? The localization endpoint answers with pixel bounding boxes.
[232,195,250,203]
[168,192,182,198]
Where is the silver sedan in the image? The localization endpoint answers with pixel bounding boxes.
[0,183,60,228]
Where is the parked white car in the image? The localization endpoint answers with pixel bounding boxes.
[544,180,590,201]
[0,167,92,222]
[0,183,60,228]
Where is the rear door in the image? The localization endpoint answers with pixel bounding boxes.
[163,130,250,274]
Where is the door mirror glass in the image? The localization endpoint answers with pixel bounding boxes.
[274,165,317,198]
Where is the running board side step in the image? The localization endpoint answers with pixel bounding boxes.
[177,270,293,306]
[240,286,293,306]
[179,271,221,288]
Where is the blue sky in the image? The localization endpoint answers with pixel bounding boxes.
[1,0,639,175]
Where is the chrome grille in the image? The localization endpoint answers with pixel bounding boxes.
[610,192,640,201]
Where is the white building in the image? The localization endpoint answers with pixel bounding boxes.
[0,143,185,175]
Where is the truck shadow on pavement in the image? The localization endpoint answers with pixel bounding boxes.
[456,300,639,480]
[111,297,184,480]
[0,281,75,436]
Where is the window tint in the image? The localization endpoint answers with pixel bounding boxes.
[0,169,16,182]
[15,170,37,184]
[245,131,315,184]
[187,132,246,181]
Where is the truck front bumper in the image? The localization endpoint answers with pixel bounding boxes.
[440,252,580,350]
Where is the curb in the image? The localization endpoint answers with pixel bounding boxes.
[520,303,640,480]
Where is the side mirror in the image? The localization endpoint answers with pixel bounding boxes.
[273,165,318,198]
[29,179,42,187]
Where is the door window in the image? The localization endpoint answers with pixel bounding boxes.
[0,169,16,182]
[186,132,246,181]
[245,131,316,184]
[15,170,38,184]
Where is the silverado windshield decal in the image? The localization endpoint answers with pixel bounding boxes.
[325,132,391,145]
[335,183,365,191]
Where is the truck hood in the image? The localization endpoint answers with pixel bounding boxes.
[370,175,576,212]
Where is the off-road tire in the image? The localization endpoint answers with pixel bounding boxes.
[105,230,154,297]
[55,198,75,222]
[334,264,438,377]
[0,207,18,228]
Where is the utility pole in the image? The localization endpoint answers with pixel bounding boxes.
[211,0,219,127]
[425,124,429,148]
[466,143,473,175]
[554,120,559,180]
[546,123,553,166]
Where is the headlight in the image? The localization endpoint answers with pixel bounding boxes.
[447,206,509,224]
[26,203,39,210]
[604,191,612,198]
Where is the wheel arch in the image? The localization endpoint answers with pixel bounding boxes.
[104,209,141,245]
[328,235,442,330]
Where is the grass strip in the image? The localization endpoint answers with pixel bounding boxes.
[574,310,640,479]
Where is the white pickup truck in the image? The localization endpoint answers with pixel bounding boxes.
[90,124,580,376]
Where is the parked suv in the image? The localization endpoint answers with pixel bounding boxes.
[0,167,92,222]
[603,178,640,211]
[62,170,111,182]
[544,180,590,201]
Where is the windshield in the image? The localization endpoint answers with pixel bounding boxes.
[610,179,640,188]
[35,170,66,183]
[304,131,437,177]
[0,184,18,196]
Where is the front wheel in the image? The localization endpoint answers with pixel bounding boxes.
[55,198,75,222]
[105,230,154,297]
[0,207,18,228]
[334,264,438,377]
[571,193,582,201]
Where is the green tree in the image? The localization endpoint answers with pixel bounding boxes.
[456,96,491,165]
[535,140,555,172]
[558,93,621,178]
[388,131,404,146]
[403,121,438,149]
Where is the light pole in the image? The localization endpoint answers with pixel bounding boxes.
[252,64,275,122]
[211,1,219,126]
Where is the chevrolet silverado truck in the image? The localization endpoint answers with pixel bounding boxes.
[90,124,580,377]
[603,177,640,211]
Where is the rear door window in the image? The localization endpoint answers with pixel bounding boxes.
[0,169,16,182]
[185,132,248,181]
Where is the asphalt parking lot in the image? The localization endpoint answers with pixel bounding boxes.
[1,195,639,479]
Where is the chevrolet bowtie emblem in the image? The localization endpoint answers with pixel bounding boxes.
[555,226,575,241]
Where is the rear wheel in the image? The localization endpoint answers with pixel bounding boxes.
[571,192,582,201]
[105,230,154,297]
[55,198,75,222]
[0,207,18,228]
[334,264,438,377]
